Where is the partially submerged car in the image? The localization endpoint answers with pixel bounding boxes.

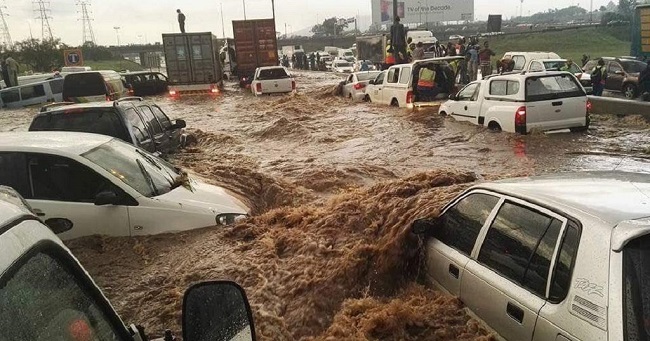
[0,132,249,239]
[0,188,256,341]
[439,71,589,134]
[30,98,187,156]
[365,56,463,108]
[413,171,650,341]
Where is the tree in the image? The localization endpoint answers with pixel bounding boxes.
[618,0,637,19]
[311,17,348,36]
[599,5,608,11]
[13,38,66,72]
[81,41,115,61]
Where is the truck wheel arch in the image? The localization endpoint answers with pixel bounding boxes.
[487,120,502,131]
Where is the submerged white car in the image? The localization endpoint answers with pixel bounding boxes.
[0,132,249,239]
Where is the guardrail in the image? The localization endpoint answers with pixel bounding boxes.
[589,96,650,117]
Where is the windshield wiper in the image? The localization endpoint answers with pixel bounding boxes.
[137,159,159,196]
[135,149,162,170]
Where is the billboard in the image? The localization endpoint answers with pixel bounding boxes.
[372,0,474,24]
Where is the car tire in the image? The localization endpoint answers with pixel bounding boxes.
[440,111,447,116]
[623,83,637,99]
[391,98,399,107]
[488,122,502,132]
[365,95,372,103]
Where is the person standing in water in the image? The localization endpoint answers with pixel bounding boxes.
[177,9,186,33]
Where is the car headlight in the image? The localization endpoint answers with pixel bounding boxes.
[216,213,248,226]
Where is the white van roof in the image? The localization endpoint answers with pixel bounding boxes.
[0,131,113,156]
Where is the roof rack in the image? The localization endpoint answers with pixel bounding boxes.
[39,102,76,113]
[113,97,143,106]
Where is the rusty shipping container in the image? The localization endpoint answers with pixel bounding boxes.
[232,19,279,80]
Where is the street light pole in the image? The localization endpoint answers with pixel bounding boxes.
[113,26,121,70]
[243,0,247,19]
[271,0,276,20]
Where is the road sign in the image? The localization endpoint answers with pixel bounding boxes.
[64,49,84,66]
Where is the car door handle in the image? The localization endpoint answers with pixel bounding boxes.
[464,105,468,110]
[448,264,460,279]
[552,101,563,106]
[32,208,46,217]
[506,302,524,323]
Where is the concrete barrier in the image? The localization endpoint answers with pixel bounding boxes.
[588,96,650,118]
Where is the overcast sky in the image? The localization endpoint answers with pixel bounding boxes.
[4,0,614,46]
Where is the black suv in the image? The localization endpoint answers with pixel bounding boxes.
[583,57,648,99]
[121,71,169,96]
[29,97,187,156]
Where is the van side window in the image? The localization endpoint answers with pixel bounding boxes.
[0,152,30,196]
[549,221,580,303]
[138,106,163,135]
[478,201,562,297]
[1,89,20,104]
[22,84,46,100]
[0,248,128,340]
[529,61,544,72]
[490,80,519,96]
[26,154,115,203]
[50,79,64,94]
[512,56,526,70]
[374,72,385,85]
[124,108,151,143]
[437,193,500,255]
[399,67,411,84]
[387,68,399,84]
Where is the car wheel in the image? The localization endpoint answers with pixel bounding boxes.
[365,95,372,102]
[440,111,447,116]
[391,98,399,107]
[488,121,502,132]
[623,84,637,99]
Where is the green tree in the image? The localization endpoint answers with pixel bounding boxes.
[81,42,115,61]
[599,5,608,11]
[618,0,637,19]
[312,17,348,36]
[13,38,66,72]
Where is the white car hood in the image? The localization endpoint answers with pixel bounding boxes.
[154,180,249,215]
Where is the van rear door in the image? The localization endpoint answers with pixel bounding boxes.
[524,74,587,131]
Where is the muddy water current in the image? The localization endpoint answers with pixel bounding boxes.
[2,71,649,340]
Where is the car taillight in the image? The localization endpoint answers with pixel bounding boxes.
[515,106,526,126]
[105,95,111,102]
[210,84,219,94]
[256,83,262,93]
[406,90,413,104]
[169,90,177,96]
[292,80,296,90]
[586,100,592,114]
[354,83,366,90]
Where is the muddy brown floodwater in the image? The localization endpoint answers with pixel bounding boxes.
[2,70,649,340]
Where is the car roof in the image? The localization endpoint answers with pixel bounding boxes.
[0,131,112,156]
[476,171,650,226]
[37,98,148,114]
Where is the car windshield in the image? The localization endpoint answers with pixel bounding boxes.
[621,60,647,73]
[82,140,180,197]
[257,68,290,80]
[623,232,650,340]
[543,61,581,73]
[525,74,585,101]
[357,72,381,81]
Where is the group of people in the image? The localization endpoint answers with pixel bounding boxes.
[285,52,328,71]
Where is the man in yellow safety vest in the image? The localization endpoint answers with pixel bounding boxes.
[417,65,439,101]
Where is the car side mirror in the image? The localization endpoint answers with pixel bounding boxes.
[449,94,457,101]
[172,119,187,130]
[94,191,119,206]
[411,217,442,236]
[183,281,256,341]
[44,218,73,234]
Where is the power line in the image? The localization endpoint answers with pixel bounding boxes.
[0,3,12,49]
[33,0,54,40]
[77,1,96,45]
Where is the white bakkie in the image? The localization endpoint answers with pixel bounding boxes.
[439,71,590,134]
[0,132,250,240]
[251,66,296,96]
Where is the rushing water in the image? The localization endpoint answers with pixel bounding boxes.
[3,71,649,340]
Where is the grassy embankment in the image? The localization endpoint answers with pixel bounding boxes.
[484,26,631,63]
[84,59,144,72]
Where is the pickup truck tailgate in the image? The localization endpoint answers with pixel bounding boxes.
[261,78,293,93]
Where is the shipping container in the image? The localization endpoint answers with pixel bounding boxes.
[232,19,279,80]
[162,32,222,95]
[356,35,386,65]
[632,4,650,59]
